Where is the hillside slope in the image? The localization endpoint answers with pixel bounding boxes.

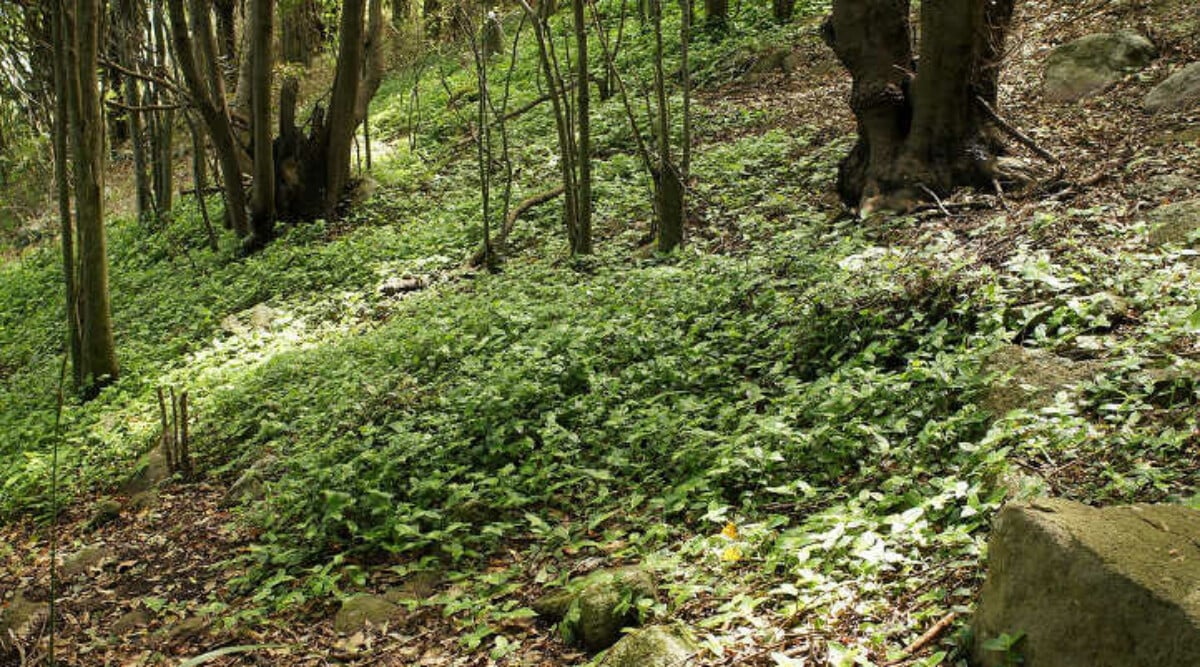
[1,0,1198,665]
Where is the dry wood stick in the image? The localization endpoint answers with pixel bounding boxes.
[975,95,1061,168]
[885,611,958,666]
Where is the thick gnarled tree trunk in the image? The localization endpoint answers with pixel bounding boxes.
[824,0,1016,214]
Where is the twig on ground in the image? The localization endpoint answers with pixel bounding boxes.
[975,95,1063,173]
[884,611,958,666]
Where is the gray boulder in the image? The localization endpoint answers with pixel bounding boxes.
[973,498,1200,667]
[1144,62,1200,114]
[1146,198,1200,249]
[532,566,658,652]
[1044,31,1157,102]
[602,625,697,667]
[333,594,404,633]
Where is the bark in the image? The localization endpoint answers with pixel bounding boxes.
[64,0,120,393]
[50,4,81,384]
[323,0,367,217]
[572,0,592,255]
[824,0,1017,212]
[772,0,794,23]
[704,0,726,31]
[424,0,441,38]
[118,0,152,222]
[517,0,578,254]
[282,0,323,65]
[651,0,682,251]
[274,0,375,221]
[213,0,238,80]
[167,0,250,236]
[248,0,275,249]
[150,0,174,217]
[391,0,411,27]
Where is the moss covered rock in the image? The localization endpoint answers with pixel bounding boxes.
[333,594,404,633]
[1144,61,1200,114]
[973,498,1200,667]
[1044,31,1156,102]
[602,625,697,667]
[1146,198,1200,249]
[0,590,48,651]
[61,544,114,578]
[983,345,1102,417]
[532,565,658,652]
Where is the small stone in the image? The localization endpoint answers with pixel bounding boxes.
[121,447,169,495]
[249,304,276,330]
[1044,31,1157,103]
[61,544,115,578]
[380,276,426,297]
[384,571,442,604]
[87,498,123,530]
[334,595,404,634]
[602,625,697,667]
[0,590,49,651]
[112,607,151,635]
[532,566,658,652]
[222,470,265,507]
[1144,61,1200,114]
[129,490,159,511]
[165,615,210,642]
[982,345,1102,416]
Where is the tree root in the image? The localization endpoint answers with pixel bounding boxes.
[467,185,566,267]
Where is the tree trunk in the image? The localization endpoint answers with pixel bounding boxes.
[651,0,682,252]
[119,0,153,223]
[282,0,323,65]
[150,0,174,218]
[391,0,410,27]
[248,0,275,249]
[572,0,592,255]
[322,0,367,218]
[212,0,239,86]
[49,4,82,385]
[274,0,376,221]
[424,0,441,39]
[704,0,726,31]
[772,0,794,23]
[824,0,1016,213]
[63,0,120,394]
[167,0,250,237]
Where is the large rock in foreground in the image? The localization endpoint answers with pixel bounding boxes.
[1044,31,1156,102]
[973,498,1200,667]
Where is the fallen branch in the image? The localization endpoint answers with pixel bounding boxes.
[451,90,568,151]
[468,185,565,266]
[975,95,1062,169]
[885,611,958,666]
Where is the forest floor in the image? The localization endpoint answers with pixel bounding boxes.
[2,0,1199,665]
